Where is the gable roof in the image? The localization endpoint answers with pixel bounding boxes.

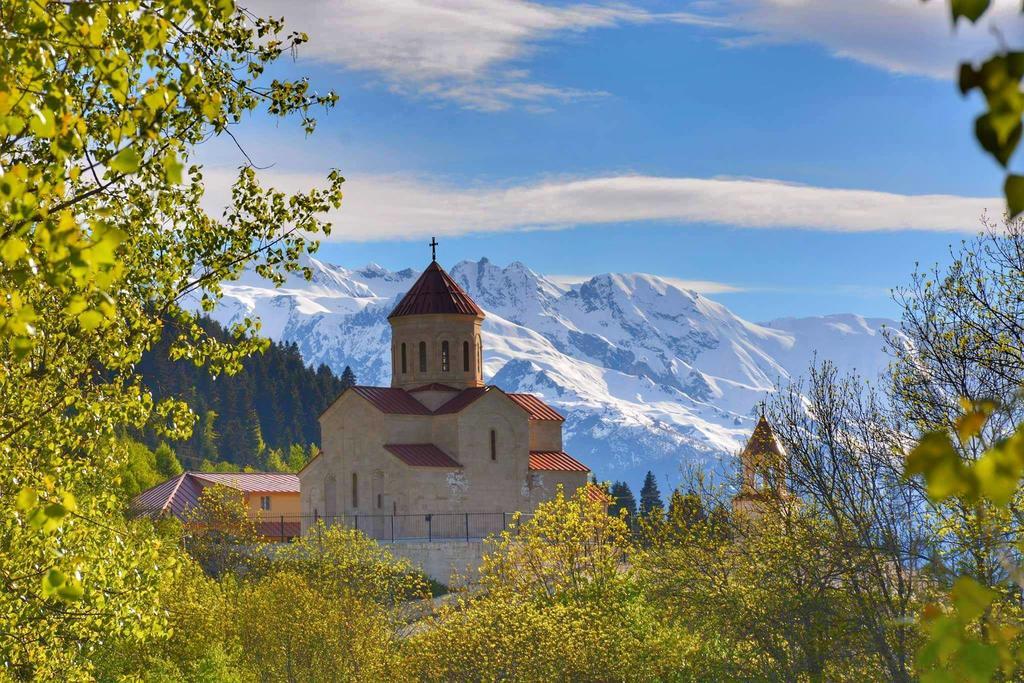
[433,386,491,414]
[408,383,461,393]
[529,450,590,472]
[507,393,564,421]
[351,386,433,415]
[388,261,485,319]
[384,443,463,468]
[131,472,299,519]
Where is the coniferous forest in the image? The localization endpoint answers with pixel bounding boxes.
[135,318,354,469]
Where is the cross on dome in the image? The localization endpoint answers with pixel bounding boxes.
[429,236,439,262]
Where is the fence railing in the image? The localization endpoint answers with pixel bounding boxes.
[251,512,533,544]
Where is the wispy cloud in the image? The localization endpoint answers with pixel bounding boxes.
[202,168,999,240]
[704,0,1024,79]
[242,0,714,110]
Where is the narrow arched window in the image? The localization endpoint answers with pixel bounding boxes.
[490,429,497,461]
[401,343,407,374]
[419,341,427,372]
[463,341,470,372]
[351,472,358,508]
[441,341,450,372]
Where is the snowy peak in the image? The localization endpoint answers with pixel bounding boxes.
[208,258,895,487]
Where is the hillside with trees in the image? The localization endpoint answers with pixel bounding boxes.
[135,318,354,469]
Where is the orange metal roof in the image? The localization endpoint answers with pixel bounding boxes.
[408,383,461,393]
[586,482,611,504]
[529,450,590,472]
[507,393,564,421]
[384,443,463,468]
[351,386,433,415]
[388,261,484,319]
[433,386,491,414]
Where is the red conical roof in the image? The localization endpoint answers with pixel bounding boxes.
[388,261,485,319]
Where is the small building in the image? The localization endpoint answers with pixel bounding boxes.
[299,252,592,538]
[132,471,301,540]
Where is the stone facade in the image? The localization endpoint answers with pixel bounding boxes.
[299,258,590,530]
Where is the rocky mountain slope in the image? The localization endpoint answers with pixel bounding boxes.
[208,257,897,488]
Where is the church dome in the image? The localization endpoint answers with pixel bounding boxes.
[388,261,484,319]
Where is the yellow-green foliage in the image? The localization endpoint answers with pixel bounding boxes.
[405,487,690,682]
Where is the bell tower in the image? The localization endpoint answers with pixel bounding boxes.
[732,408,789,518]
[388,238,485,391]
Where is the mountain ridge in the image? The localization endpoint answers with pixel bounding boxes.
[206,256,896,488]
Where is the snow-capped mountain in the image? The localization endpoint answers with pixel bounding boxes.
[208,257,896,488]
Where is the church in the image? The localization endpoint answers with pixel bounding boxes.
[299,248,592,535]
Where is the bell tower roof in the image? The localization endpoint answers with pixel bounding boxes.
[741,415,785,464]
[388,261,484,319]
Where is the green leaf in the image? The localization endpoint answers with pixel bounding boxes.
[907,431,975,501]
[951,576,997,622]
[163,152,183,185]
[29,108,55,138]
[109,147,141,174]
[1006,174,1024,217]
[78,309,104,331]
[16,487,37,511]
[57,579,84,601]
[952,0,991,23]
[1,237,27,266]
[41,569,65,598]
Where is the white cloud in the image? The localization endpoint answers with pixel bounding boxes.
[202,167,999,240]
[707,0,1024,79]
[241,0,714,110]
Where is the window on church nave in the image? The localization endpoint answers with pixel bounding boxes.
[441,341,450,372]
[490,429,497,460]
[401,343,407,373]
[351,472,359,508]
[463,341,470,372]
[419,341,427,372]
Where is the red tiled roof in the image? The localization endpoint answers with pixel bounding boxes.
[433,386,490,414]
[529,450,590,472]
[388,261,485,319]
[408,383,460,393]
[507,393,564,421]
[384,443,463,468]
[586,482,612,504]
[352,386,433,415]
[131,472,298,519]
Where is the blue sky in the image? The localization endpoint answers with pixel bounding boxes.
[200,0,1024,320]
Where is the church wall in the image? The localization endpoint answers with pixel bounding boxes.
[527,469,589,506]
[452,391,532,513]
[527,420,563,452]
[389,314,483,391]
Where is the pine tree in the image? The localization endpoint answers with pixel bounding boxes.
[265,448,288,473]
[340,365,357,390]
[154,443,183,478]
[198,410,220,463]
[609,481,638,520]
[639,471,663,518]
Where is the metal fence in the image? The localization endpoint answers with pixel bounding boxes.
[250,512,533,544]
